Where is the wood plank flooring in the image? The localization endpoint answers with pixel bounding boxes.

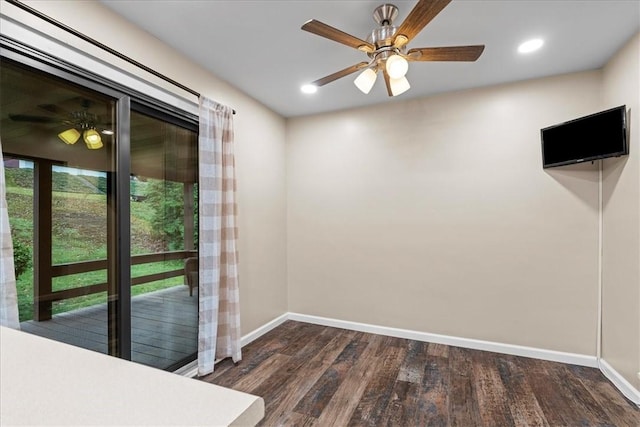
[20,285,197,370]
[202,321,640,426]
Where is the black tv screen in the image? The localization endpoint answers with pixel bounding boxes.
[541,105,627,168]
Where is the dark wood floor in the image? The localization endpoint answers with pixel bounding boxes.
[20,285,197,369]
[202,321,639,426]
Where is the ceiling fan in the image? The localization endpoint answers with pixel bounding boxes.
[301,0,485,96]
[9,98,112,150]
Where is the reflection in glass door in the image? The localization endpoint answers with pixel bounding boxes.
[129,109,198,370]
[1,59,118,355]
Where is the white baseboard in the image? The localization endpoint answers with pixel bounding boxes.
[241,313,290,347]
[188,312,640,406]
[287,312,598,368]
[599,359,640,405]
[180,313,290,378]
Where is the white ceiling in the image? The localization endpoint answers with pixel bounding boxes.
[100,0,640,118]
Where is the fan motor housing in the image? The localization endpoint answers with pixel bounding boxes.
[368,25,397,50]
[368,4,403,55]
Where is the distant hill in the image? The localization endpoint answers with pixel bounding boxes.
[5,167,107,195]
[4,167,162,255]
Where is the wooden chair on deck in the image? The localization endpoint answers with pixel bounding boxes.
[184,257,198,297]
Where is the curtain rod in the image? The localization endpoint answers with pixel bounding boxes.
[5,0,236,115]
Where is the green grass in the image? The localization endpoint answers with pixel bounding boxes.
[16,270,34,321]
[5,170,191,323]
[6,186,34,196]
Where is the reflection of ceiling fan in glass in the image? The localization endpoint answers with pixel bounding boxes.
[55,110,109,149]
[8,98,112,150]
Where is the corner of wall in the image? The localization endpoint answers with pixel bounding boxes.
[600,31,640,393]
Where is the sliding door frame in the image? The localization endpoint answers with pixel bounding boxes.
[1,36,199,368]
[111,96,131,359]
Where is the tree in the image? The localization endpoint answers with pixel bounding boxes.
[10,218,32,278]
[145,179,185,251]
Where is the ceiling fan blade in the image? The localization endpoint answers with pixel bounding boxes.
[38,103,72,116]
[302,19,375,53]
[8,114,60,124]
[382,69,393,97]
[312,62,369,87]
[407,45,485,61]
[394,0,452,47]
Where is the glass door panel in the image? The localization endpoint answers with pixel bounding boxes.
[129,109,198,370]
[1,60,117,355]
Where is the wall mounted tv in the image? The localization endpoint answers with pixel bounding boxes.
[541,105,628,168]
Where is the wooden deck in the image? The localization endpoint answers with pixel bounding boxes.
[20,285,198,370]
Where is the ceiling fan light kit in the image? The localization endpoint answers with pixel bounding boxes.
[82,128,103,150]
[10,98,109,150]
[385,54,409,79]
[354,68,378,94]
[57,127,103,149]
[390,75,410,96]
[301,0,485,97]
[58,128,81,145]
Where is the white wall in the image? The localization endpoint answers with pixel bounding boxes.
[4,0,288,334]
[602,33,640,390]
[287,70,603,356]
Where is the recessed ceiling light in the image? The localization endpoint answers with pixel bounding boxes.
[518,38,544,54]
[301,84,318,94]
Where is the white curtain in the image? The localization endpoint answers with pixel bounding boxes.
[0,139,20,329]
[197,96,241,376]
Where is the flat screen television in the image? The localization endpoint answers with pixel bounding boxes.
[541,105,627,168]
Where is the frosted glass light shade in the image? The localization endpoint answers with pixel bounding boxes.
[390,76,410,96]
[58,128,81,145]
[385,55,408,79]
[354,68,377,94]
[83,129,103,149]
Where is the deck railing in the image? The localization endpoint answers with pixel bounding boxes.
[34,250,196,319]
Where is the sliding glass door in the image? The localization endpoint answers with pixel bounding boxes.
[0,55,198,370]
[128,108,198,370]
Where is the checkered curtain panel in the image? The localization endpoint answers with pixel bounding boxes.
[0,140,20,329]
[197,97,241,376]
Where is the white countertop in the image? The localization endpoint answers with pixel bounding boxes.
[0,326,264,426]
